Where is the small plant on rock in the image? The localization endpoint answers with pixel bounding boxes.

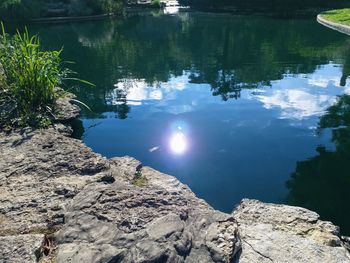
[131,171,148,187]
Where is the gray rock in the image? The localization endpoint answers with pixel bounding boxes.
[55,93,81,122]
[0,234,43,263]
[54,162,240,262]
[234,199,350,262]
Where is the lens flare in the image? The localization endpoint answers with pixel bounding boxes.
[170,132,187,155]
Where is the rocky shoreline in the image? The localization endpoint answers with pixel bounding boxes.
[0,98,349,263]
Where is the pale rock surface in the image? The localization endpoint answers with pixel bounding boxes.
[234,199,350,263]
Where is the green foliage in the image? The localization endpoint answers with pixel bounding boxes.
[319,95,350,129]
[287,93,350,234]
[87,0,123,14]
[0,0,43,20]
[0,24,85,128]
[0,0,123,20]
[320,9,350,26]
[151,0,162,8]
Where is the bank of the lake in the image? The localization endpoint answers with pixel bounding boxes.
[0,98,349,262]
[318,9,350,35]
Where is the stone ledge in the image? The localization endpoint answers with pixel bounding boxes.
[317,14,350,36]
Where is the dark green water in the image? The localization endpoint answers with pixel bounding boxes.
[30,12,350,234]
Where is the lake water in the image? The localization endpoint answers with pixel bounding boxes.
[31,12,350,234]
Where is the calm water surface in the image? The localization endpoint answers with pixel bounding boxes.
[31,12,350,234]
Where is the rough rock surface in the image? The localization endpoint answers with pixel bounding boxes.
[55,93,81,122]
[234,199,350,262]
[0,128,349,262]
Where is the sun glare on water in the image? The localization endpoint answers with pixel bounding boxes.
[170,132,188,155]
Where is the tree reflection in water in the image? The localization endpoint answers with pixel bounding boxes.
[340,46,350,87]
[33,14,350,119]
[287,93,350,235]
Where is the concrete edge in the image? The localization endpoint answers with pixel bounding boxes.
[317,14,350,36]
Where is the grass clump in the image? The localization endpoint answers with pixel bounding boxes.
[0,24,63,128]
[131,171,148,187]
[320,9,350,26]
[0,24,90,129]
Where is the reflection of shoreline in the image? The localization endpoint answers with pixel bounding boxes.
[36,13,350,121]
[103,64,350,121]
[105,75,187,107]
[287,93,350,235]
[256,64,350,120]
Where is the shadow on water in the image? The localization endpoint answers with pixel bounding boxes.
[70,119,85,139]
[287,91,350,235]
[341,46,350,87]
